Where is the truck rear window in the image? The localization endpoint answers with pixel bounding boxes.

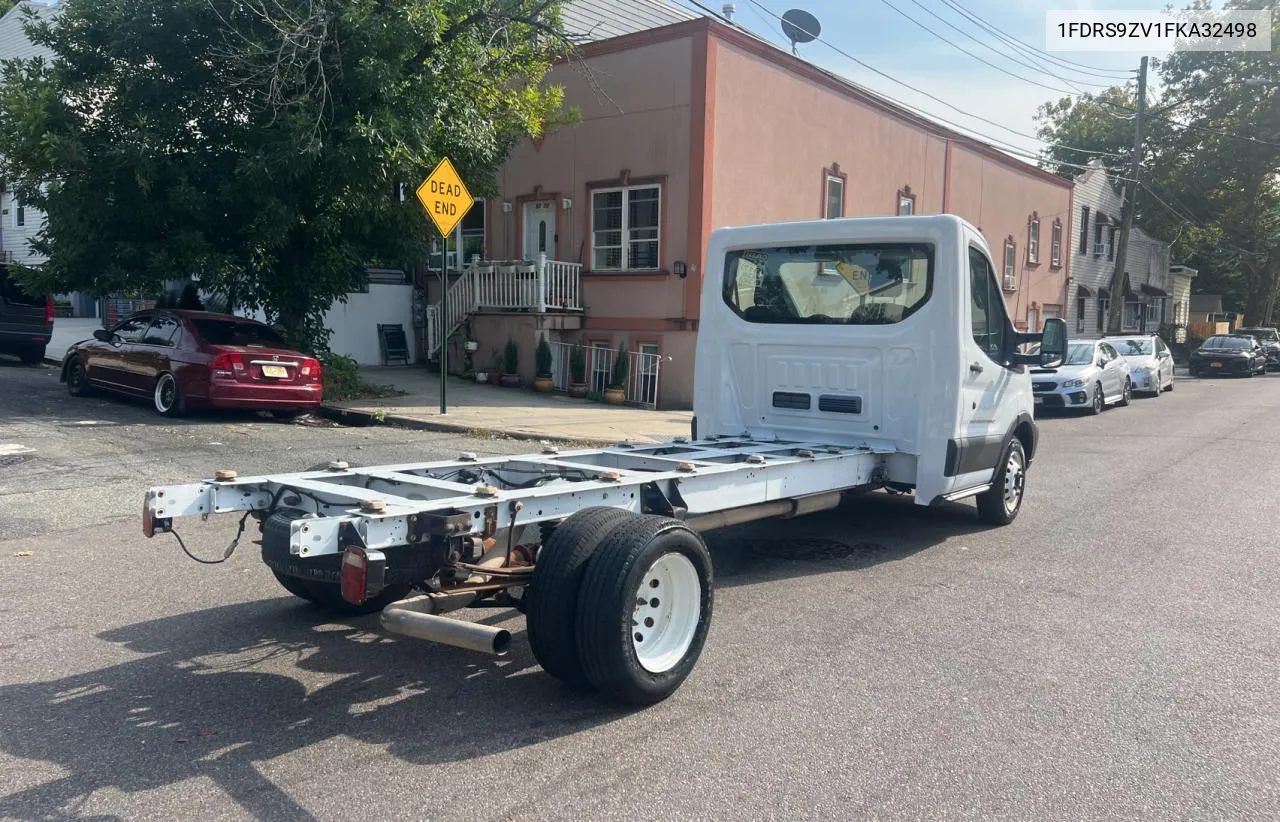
[722,243,933,325]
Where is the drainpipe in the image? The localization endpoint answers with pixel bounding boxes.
[942,139,953,213]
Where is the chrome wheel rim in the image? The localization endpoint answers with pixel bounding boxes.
[1002,446,1025,515]
[631,552,700,674]
[1094,386,1103,412]
[155,375,176,413]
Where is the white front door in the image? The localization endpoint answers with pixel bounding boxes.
[523,201,555,260]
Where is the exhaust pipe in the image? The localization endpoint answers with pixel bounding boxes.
[380,605,511,656]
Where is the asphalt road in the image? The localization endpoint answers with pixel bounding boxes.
[2,361,1279,820]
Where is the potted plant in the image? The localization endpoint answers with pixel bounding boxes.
[604,342,629,405]
[534,334,554,393]
[500,337,521,387]
[568,342,588,398]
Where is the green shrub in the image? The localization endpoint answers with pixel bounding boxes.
[569,342,586,383]
[535,334,552,377]
[503,337,519,374]
[321,353,361,401]
[609,342,630,388]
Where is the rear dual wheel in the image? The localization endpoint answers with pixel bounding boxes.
[528,508,713,705]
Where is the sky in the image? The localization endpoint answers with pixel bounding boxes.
[672,0,1184,159]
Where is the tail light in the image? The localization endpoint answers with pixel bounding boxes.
[44,297,53,325]
[210,352,246,379]
[340,545,387,605]
[299,357,322,384]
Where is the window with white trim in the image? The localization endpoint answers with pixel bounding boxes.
[591,185,660,271]
[824,175,844,219]
[1050,221,1062,266]
[1003,239,1016,290]
[1027,217,1040,264]
[12,195,24,228]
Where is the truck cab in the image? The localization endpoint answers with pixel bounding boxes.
[693,214,1066,518]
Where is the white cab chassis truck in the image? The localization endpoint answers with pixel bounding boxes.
[143,215,1067,705]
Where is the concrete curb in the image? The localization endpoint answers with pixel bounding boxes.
[316,404,619,446]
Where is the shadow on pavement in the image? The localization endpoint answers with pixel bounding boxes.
[0,457,994,819]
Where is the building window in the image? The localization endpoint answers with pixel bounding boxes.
[824,174,844,219]
[1076,294,1087,333]
[1097,297,1110,333]
[1051,220,1062,267]
[591,185,660,271]
[12,196,24,228]
[1079,206,1090,253]
[1107,227,1116,261]
[1027,307,1039,333]
[897,186,915,216]
[1002,239,1016,290]
[1027,216,1040,264]
[1123,301,1141,329]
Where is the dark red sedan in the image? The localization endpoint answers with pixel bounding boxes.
[60,310,323,418]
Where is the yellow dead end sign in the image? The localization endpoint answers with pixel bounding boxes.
[416,157,473,237]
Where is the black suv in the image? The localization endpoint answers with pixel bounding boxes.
[0,266,52,364]
[1235,326,1280,370]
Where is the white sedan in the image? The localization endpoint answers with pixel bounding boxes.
[1106,334,1176,395]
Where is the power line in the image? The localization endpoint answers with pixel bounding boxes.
[1098,97,1280,149]
[936,0,1136,81]
[742,0,1130,158]
[872,0,1093,96]
[895,0,1120,92]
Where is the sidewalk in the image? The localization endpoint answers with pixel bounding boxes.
[329,366,693,445]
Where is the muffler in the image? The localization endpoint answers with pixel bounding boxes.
[380,604,511,656]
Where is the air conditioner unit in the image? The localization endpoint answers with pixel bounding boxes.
[1003,274,1016,291]
[1093,243,1108,256]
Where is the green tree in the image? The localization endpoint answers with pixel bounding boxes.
[0,0,573,351]
[1035,1,1280,322]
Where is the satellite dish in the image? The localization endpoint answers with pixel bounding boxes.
[780,9,821,54]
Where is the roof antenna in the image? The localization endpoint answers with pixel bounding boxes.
[780,9,821,56]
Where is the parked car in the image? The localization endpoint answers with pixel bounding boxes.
[1189,334,1268,377]
[1234,326,1280,370]
[1106,334,1176,395]
[60,310,323,417]
[0,266,53,364]
[1031,339,1132,414]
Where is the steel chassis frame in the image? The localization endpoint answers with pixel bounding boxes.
[146,436,894,556]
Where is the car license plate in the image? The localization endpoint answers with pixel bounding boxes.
[1210,362,1222,368]
[1034,396,1044,405]
[262,365,289,378]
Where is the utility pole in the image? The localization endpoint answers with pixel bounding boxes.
[1106,56,1148,335]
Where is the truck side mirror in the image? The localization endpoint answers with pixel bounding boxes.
[1037,318,1068,369]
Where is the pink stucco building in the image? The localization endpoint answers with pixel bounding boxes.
[446,15,1072,409]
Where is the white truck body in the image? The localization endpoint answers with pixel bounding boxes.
[141,215,1065,705]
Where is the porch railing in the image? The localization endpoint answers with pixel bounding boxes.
[548,341,664,408]
[425,253,583,358]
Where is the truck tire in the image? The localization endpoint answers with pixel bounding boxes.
[271,569,318,602]
[526,507,636,688]
[976,437,1026,526]
[261,508,412,615]
[575,515,713,705]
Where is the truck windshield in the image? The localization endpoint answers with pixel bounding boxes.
[722,242,933,325]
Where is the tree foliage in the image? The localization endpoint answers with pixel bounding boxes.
[0,0,573,351]
[1035,0,1280,322]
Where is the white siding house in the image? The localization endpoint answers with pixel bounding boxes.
[1069,160,1173,338]
[0,1,57,270]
